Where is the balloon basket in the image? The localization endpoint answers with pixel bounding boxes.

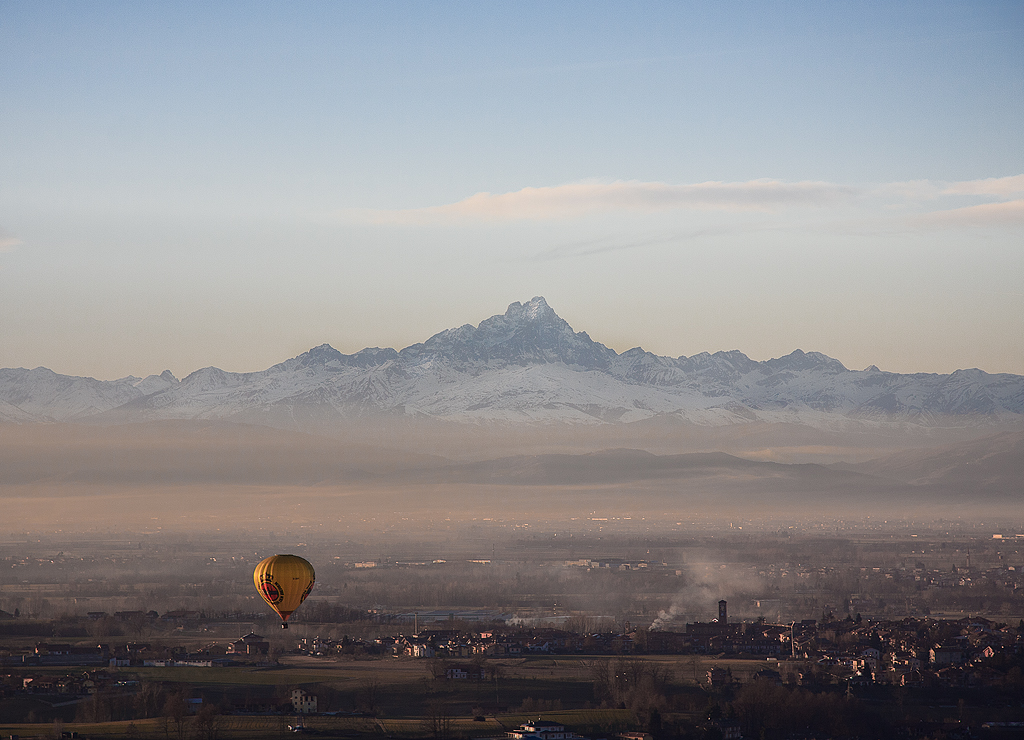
[281,622,288,629]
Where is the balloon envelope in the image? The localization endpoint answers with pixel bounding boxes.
[253,554,315,624]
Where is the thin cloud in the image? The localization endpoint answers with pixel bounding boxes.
[533,224,767,261]
[337,174,1024,229]
[914,198,1024,227]
[356,179,858,224]
[872,179,944,201]
[941,174,1024,197]
[0,228,22,252]
[868,174,1024,228]
[876,174,1024,201]
[535,231,708,261]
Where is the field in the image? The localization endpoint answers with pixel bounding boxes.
[0,653,759,738]
[0,710,639,740]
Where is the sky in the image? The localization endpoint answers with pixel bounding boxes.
[1,1,1022,380]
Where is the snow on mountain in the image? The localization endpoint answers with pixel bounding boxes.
[398,296,615,371]
[0,367,145,422]
[132,370,179,396]
[3,297,1023,428]
[0,397,35,423]
[0,367,179,423]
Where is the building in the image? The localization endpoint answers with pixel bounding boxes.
[686,600,743,652]
[930,643,970,666]
[33,643,109,666]
[711,719,742,740]
[508,720,586,740]
[291,688,317,714]
[687,600,743,636]
[706,667,732,687]
[227,633,270,656]
[446,663,485,680]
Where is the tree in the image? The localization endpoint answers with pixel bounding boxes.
[125,612,150,638]
[356,675,383,716]
[76,689,115,723]
[422,699,454,740]
[646,707,662,736]
[589,659,611,702]
[90,615,123,638]
[633,628,650,653]
[194,703,220,740]
[426,656,449,681]
[490,662,506,707]
[163,690,190,740]
[135,681,168,719]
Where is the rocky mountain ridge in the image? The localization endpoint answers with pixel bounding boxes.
[2,297,1022,428]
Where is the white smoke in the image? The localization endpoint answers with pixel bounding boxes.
[649,559,766,631]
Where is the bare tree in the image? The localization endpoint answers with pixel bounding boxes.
[422,699,454,740]
[135,681,168,719]
[163,690,190,740]
[194,703,220,740]
[356,675,383,716]
[426,656,449,681]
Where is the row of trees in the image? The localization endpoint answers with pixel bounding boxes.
[73,684,222,740]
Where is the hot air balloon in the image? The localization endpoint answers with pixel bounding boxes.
[253,554,315,629]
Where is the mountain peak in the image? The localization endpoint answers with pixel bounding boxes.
[3,296,1024,426]
[505,296,557,323]
[396,296,613,369]
[767,349,847,373]
[289,343,345,369]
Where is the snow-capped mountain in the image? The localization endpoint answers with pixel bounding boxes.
[2,297,1023,428]
[0,367,179,423]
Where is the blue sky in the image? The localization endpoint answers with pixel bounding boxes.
[1,1,1022,379]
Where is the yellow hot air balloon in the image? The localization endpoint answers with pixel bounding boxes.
[253,554,315,629]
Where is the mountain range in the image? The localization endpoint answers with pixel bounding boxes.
[2,296,1023,430]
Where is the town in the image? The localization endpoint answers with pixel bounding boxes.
[2,602,1024,737]
[2,518,1024,737]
